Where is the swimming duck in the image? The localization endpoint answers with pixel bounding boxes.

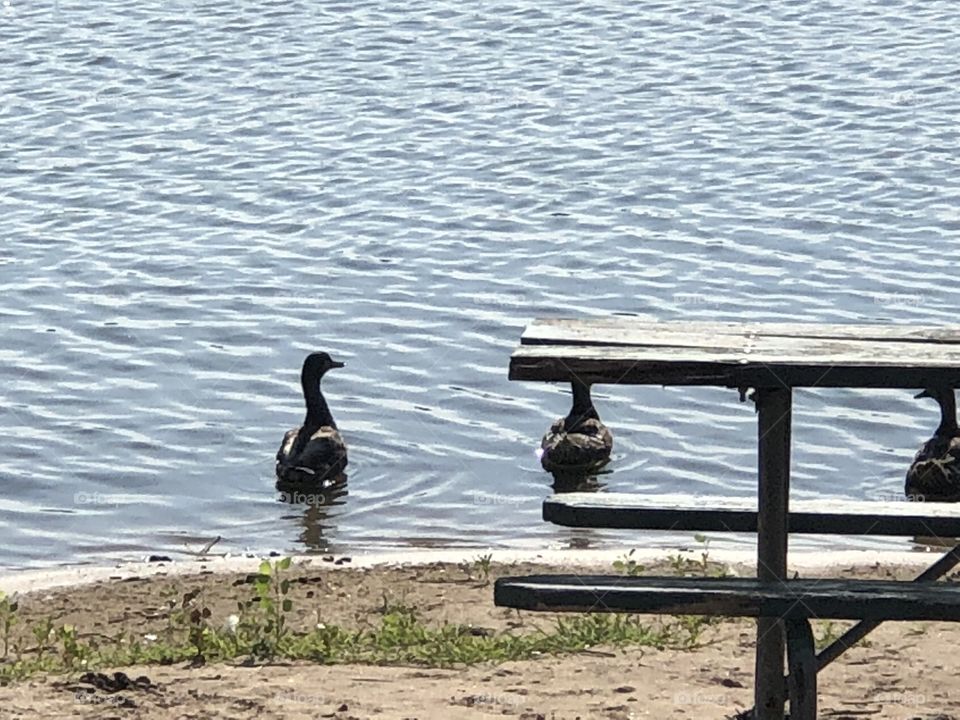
[538,379,613,474]
[905,386,960,502]
[276,352,348,487]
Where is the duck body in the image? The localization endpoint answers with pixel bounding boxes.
[276,352,348,488]
[276,425,347,486]
[905,386,960,502]
[539,381,613,474]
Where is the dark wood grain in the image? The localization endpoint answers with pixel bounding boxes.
[542,493,960,536]
[785,619,817,720]
[510,344,960,387]
[756,388,790,720]
[510,320,960,387]
[493,575,960,620]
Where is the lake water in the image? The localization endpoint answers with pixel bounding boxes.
[2,0,959,569]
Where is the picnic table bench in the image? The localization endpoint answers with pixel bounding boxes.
[494,319,960,720]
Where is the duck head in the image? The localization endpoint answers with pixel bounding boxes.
[300,352,345,431]
[302,352,345,380]
[915,386,958,435]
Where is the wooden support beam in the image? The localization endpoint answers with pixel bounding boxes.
[813,543,960,673]
[785,619,817,720]
[755,387,791,720]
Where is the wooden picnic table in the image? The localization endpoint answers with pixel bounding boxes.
[506,318,960,720]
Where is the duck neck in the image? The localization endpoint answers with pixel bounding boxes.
[302,370,336,431]
[566,380,599,428]
[937,389,957,435]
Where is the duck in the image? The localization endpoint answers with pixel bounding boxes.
[905,386,960,502]
[276,352,348,487]
[538,379,613,474]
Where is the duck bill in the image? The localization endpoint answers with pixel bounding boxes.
[331,360,345,369]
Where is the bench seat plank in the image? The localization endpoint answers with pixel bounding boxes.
[543,493,960,536]
[494,575,960,620]
[510,343,960,387]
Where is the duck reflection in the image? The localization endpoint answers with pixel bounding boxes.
[276,473,348,552]
[549,470,607,494]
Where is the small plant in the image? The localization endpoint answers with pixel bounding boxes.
[31,618,54,663]
[667,552,695,575]
[237,557,294,659]
[671,614,721,648]
[0,592,18,660]
[55,625,90,670]
[157,584,181,646]
[813,620,844,651]
[612,549,645,577]
[473,554,494,585]
[376,590,417,619]
[667,536,731,578]
[694,534,710,572]
[174,588,215,666]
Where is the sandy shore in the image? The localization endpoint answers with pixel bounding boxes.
[1,549,958,719]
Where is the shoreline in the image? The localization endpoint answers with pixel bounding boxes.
[0,551,958,718]
[0,545,949,595]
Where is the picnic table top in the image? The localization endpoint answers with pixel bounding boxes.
[510,318,960,388]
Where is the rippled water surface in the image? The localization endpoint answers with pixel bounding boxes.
[2,0,960,569]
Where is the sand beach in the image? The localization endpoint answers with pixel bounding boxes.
[0,549,957,719]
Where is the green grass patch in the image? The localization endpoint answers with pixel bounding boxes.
[0,558,718,685]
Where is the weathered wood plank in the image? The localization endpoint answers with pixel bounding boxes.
[493,575,960,621]
[542,493,960,536]
[516,338,960,364]
[513,319,960,387]
[755,388,790,720]
[509,344,960,387]
[785,619,817,720]
[522,319,960,346]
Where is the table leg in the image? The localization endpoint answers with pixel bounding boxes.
[755,387,792,720]
[810,542,960,674]
[785,618,817,720]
